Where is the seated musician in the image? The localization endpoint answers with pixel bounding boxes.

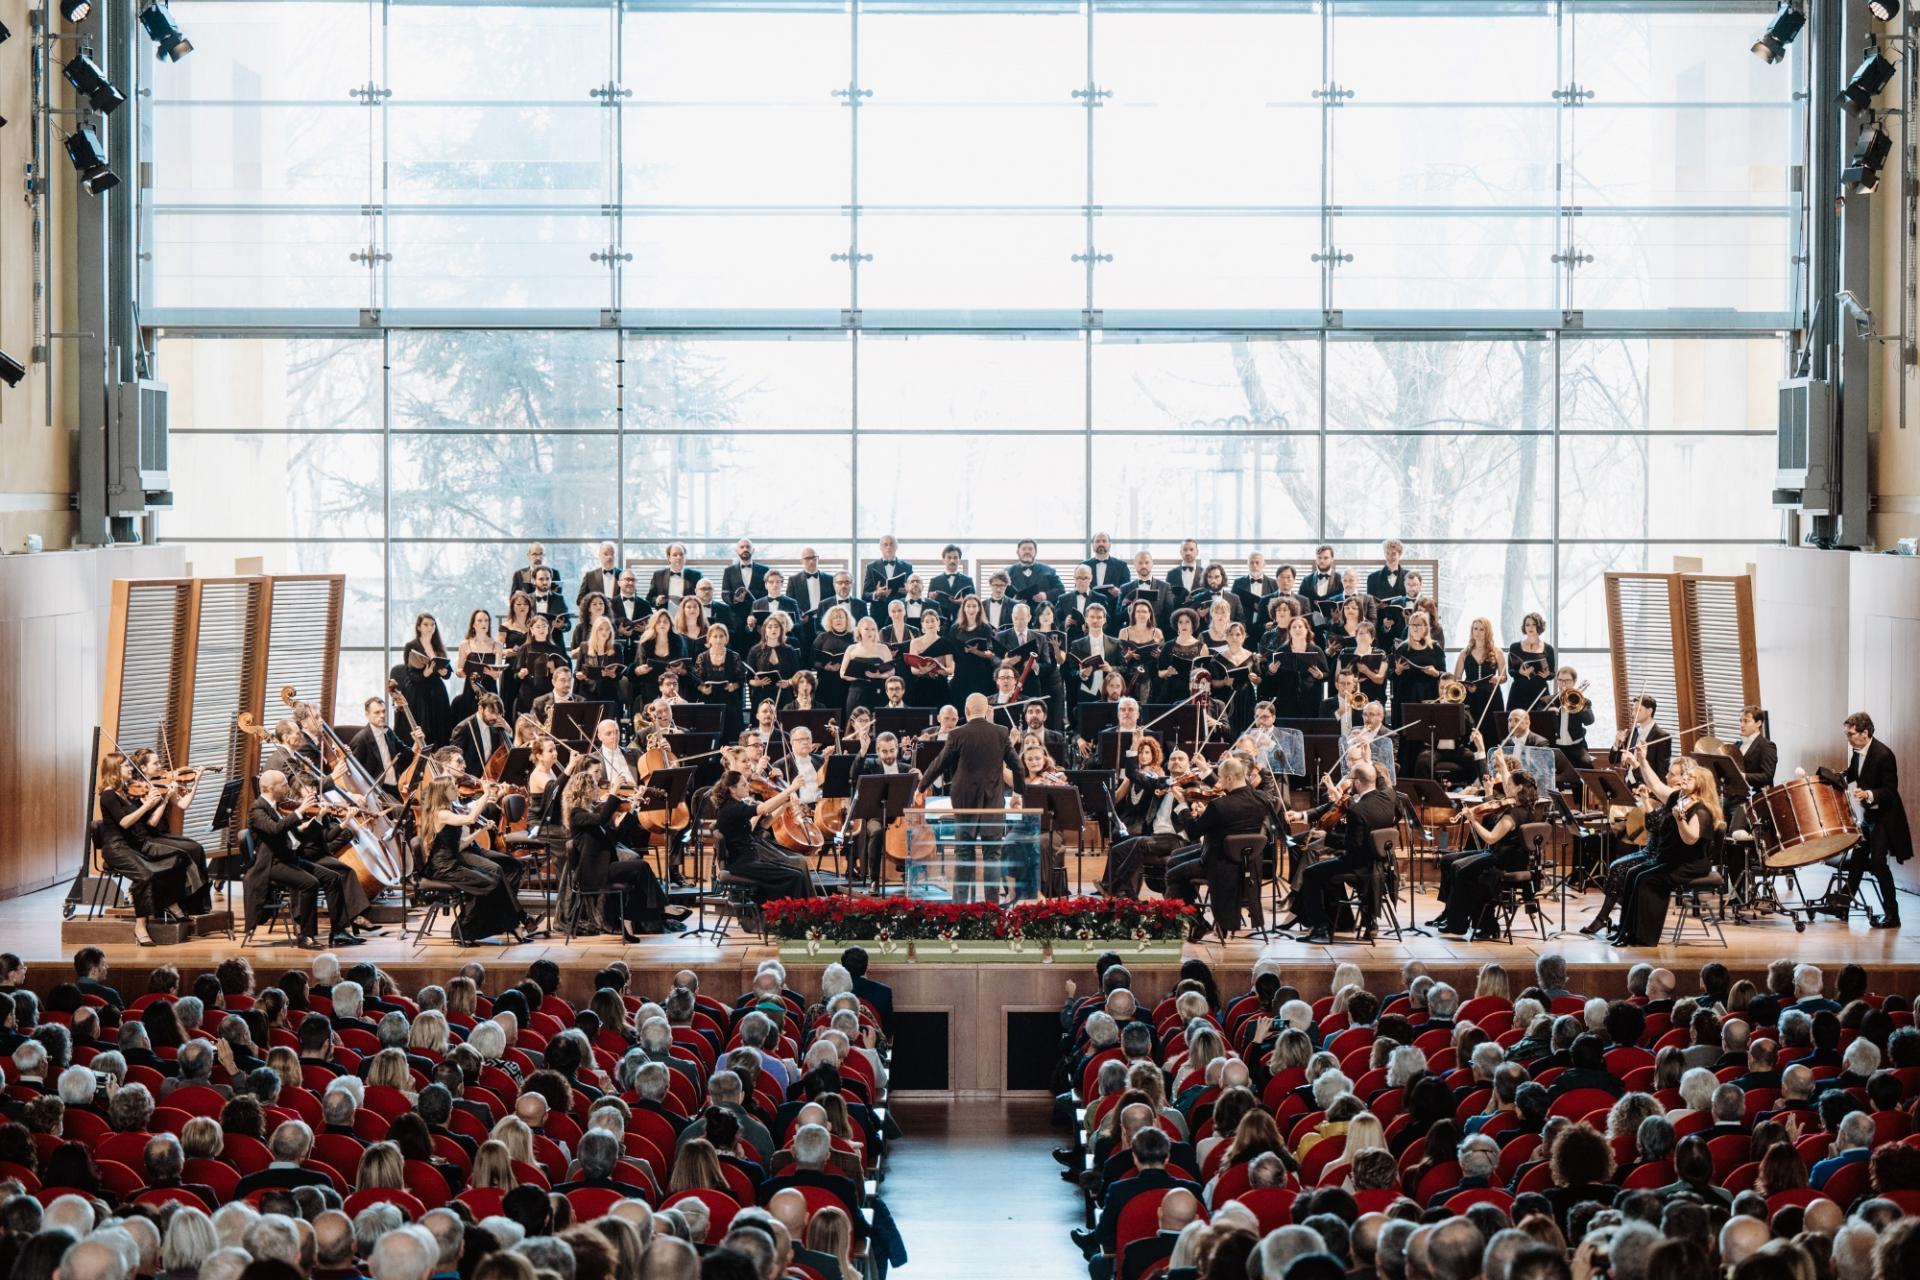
[588,718,650,858]
[285,775,372,943]
[1320,668,1366,737]
[530,662,580,734]
[1094,697,1160,770]
[1581,752,1690,937]
[1431,761,1538,942]
[1470,710,1546,779]
[1013,737,1071,897]
[1019,698,1068,763]
[96,751,212,946]
[1611,757,1723,946]
[448,692,510,780]
[1163,756,1271,943]
[707,765,816,902]
[415,772,525,946]
[1286,758,1398,945]
[562,769,672,940]
[246,769,362,951]
[849,731,915,883]
[429,746,529,904]
[1101,738,1188,898]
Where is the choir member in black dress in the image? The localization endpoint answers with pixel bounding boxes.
[399,613,455,746]
[692,624,748,741]
[745,612,801,707]
[812,605,857,712]
[1007,539,1065,604]
[1210,622,1260,737]
[451,608,505,726]
[1115,598,1163,698]
[562,770,670,940]
[1613,759,1722,946]
[907,611,957,708]
[1432,765,1537,941]
[1342,621,1390,712]
[1824,712,1912,928]
[647,543,702,610]
[671,595,708,650]
[1157,609,1208,706]
[1390,610,1447,727]
[96,752,211,944]
[1732,705,1777,790]
[417,775,524,945]
[1033,602,1070,729]
[948,595,999,704]
[498,592,536,714]
[628,611,687,710]
[525,565,572,648]
[863,535,913,604]
[838,617,898,718]
[879,598,917,656]
[245,770,357,950]
[1545,667,1595,768]
[572,616,626,711]
[1266,616,1328,720]
[707,767,815,902]
[1507,613,1556,716]
[510,615,567,719]
[1453,617,1507,737]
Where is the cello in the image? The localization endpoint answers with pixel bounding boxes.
[278,686,407,896]
[634,729,692,834]
[772,719,835,855]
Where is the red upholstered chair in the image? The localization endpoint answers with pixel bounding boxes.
[185,1158,241,1199]
[312,1133,369,1183]
[165,1085,230,1117]
[96,1130,156,1169]
[1211,1161,1254,1207]
[1237,1187,1297,1236]
[567,1185,626,1221]
[1722,1162,1761,1194]
[0,1161,39,1191]
[1444,1187,1514,1213]
[1707,1134,1752,1177]
[456,1187,507,1218]
[1817,1160,1870,1207]
[403,1160,453,1209]
[1546,1088,1618,1121]
[135,1186,213,1211]
[1353,1188,1403,1214]
[1414,1162,1463,1206]
[660,1189,740,1243]
[1496,1134,1541,1183]
[1513,1162,1554,1194]
[1766,1189,1834,1212]
[512,1160,551,1191]
[63,1110,111,1143]
[1113,1189,1176,1261]
[344,1189,427,1220]
[1621,1160,1674,1189]
[354,1111,393,1143]
[96,1160,144,1202]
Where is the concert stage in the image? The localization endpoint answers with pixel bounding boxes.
[11,882,1920,1095]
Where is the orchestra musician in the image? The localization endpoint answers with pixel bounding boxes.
[530,663,581,734]
[848,730,916,883]
[1581,752,1689,937]
[1610,694,1671,786]
[96,751,213,945]
[350,696,428,801]
[562,769,671,940]
[448,693,511,779]
[1612,757,1722,947]
[284,774,373,943]
[246,769,360,950]
[646,543,701,609]
[1014,737,1071,897]
[863,535,913,603]
[1471,710,1547,779]
[1287,758,1399,944]
[398,613,454,746]
[578,542,622,606]
[1544,667,1594,768]
[1431,761,1537,942]
[1101,737,1186,897]
[706,767,815,902]
[1163,755,1271,942]
[1732,705,1778,790]
[416,772,525,946]
[1820,712,1911,929]
[265,718,324,785]
[1507,613,1556,714]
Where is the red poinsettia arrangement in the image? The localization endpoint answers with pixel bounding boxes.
[760,895,1193,942]
[1002,896,1195,941]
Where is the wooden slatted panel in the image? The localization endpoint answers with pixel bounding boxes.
[1605,572,1686,734]
[102,580,193,761]
[181,579,264,851]
[1680,575,1760,751]
[261,575,345,726]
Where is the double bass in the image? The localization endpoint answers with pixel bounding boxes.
[275,686,407,896]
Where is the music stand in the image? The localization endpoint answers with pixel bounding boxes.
[1077,703,1121,741]
[549,701,613,745]
[855,771,921,896]
[777,708,838,740]
[672,703,725,735]
[1579,768,1634,809]
[1022,784,1086,895]
[1694,752,1749,803]
[875,707,937,739]
[1277,717,1340,739]
[913,738,947,778]
[495,747,536,789]
[1302,735,1343,784]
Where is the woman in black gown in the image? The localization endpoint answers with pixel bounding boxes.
[1613,756,1723,947]
[571,617,625,711]
[947,595,998,705]
[510,615,567,719]
[811,605,856,713]
[451,608,504,727]
[498,592,535,715]
[628,610,686,711]
[744,612,801,709]
[1507,612,1557,718]
[400,613,454,746]
[1157,609,1208,706]
[1266,615,1328,721]
[1453,617,1507,738]
[1434,765,1537,941]
[1209,621,1261,738]
[1390,610,1447,728]
[95,751,210,945]
[838,616,897,718]
[1343,621,1390,715]
[1579,752,1685,937]
[563,770,669,940]
[419,775,523,945]
[692,624,747,741]
[906,611,956,709]
[707,768,815,903]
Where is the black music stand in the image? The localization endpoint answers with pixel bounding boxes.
[912,738,947,778]
[777,708,839,740]
[1022,784,1085,896]
[670,703,723,734]
[1277,717,1340,738]
[875,707,937,739]
[496,747,535,789]
[1065,769,1117,844]
[1303,735,1343,784]
[549,701,613,745]
[854,771,920,896]
[1579,768,1634,809]
[1077,704,1121,741]
[1402,701,1468,781]
[1694,752,1750,803]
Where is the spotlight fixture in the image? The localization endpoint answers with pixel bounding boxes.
[1841,47,1899,110]
[62,52,125,114]
[0,351,24,389]
[65,129,119,194]
[1870,0,1900,20]
[60,0,91,21]
[1844,118,1894,193]
[138,2,192,61]
[1752,2,1805,63]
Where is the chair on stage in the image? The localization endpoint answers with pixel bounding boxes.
[1667,868,1729,947]
[1487,823,1551,944]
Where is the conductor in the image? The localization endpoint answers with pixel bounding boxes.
[918,694,1026,901]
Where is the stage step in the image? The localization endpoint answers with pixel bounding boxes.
[62,909,235,948]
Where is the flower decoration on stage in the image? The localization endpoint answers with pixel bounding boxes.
[762,896,1194,949]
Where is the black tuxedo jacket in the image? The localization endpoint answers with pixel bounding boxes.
[645,568,702,608]
[348,725,414,788]
[788,571,834,617]
[1611,723,1671,784]
[1164,564,1204,600]
[923,717,1022,810]
[1366,565,1410,600]
[926,572,976,606]
[862,559,914,600]
[1737,735,1778,789]
[1008,561,1065,602]
[721,561,769,605]
[577,565,622,605]
[1847,738,1913,862]
[1083,557,1129,591]
[448,714,507,777]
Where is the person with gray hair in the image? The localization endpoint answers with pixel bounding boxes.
[354,1201,405,1257]
[1810,1111,1876,1190]
[1429,1134,1501,1204]
[163,1041,221,1097]
[234,1120,333,1197]
[1427,984,1460,1022]
[331,980,367,1026]
[108,1081,155,1133]
[517,1236,577,1280]
[1831,1219,1878,1280]
[369,1222,438,1280]
[1386,1045,1427,1090]
[1534,953,1572,1000]
[1255,1225,1328,1280]
[313,1209,357,1274]
[556,1129,652,1198]
[59,1238,131,1280]
[241,1213,304,1267]
[1635,1115,1676,1166]
[418,1208,463,1275]
[161,1205,218,1276]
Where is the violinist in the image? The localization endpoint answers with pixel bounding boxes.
[432,745,530,901]
[1546,666,1595,768]
[628,610,687,710]
[1287,758,1398,944]
[417,772,525,945]
[1508,613,1556,714]
[96,751,212,945]
[840,707,876,757]
[525,566,572,647]
[510,615,566,718]
[1164,755,1270,943]
[448,693,510,780]
[1390,610,1448,726]
[1014,737,1071,897]
[1612,757,1722,946]
[1733,704,1776,789]
[1432,761,1537,941]
[744,610,801,702]
[525,735,570,823]
[246,769,357,950]
[1267,616,1329,720]
[693,623,747,738]
[1581,752,1688,938]
[452,608,505,725]
[1094,697,1161,771]
[563,769,672,940]
[285,775,372,943]
[530,663,580,734]
[838,616,898,717]
[399,613,454,746]
[572,616,626,709]
[1452,617,1507,730]
[350,695,427,801]
[1102,738,1187,897]
[707,768,815,902]
[647,543,701,609]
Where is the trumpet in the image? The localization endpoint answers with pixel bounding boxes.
[1437,677,1468,705]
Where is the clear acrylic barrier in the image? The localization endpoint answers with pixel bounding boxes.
[899,803,1045,903]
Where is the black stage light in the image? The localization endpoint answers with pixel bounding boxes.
[60,1,92,21]
[1870,0,1900,21]
[1844,119,1893,193]
[1841,48,1898,109]
[63,52,125,114]
[139,2,193,61]
[0,351,25,389]
[1753,3,1805,63]
[66,129,119,194]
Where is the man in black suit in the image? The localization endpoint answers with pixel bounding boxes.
[1231,553,1278,633]
[756,1124,873,1238]
[447,693,510,778]
[1163,539,1204,603]
[508,541,548,598]
[979,575,1017,631]
[920,695,1022,813]
[348,696,425,800]
[233,1121,336,1197]
[1546,666,1596,769]
[1117,1188,1200,1280]
[646,543,702,610]
[525,565,572,647]
[1163,756,1271,943]
[1609,694,1671,787]
[1083,532,1128,592]
[1733,705,1778,790]
[926,545,976,612]
[1093,698,1161,771]
[1364,538,1410,602]
[610,570,648,648]
[1301,544,1342,627]
[246,770,354,950]
[1826,711,1911,928]
[788,547,834,621]
[841,946,893,1039]
[553,1129,655,1198]
[862,535,914,605]
[577,541,622,606]
[746,570,802,646]
[73,947,122,1010]
[1473,711,1548,779]
[1072,1128,1202,1272]
[721,537,769,607]
[1290,760,1399,944]
[817,570,868,627]
[1007,539,1065,604]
